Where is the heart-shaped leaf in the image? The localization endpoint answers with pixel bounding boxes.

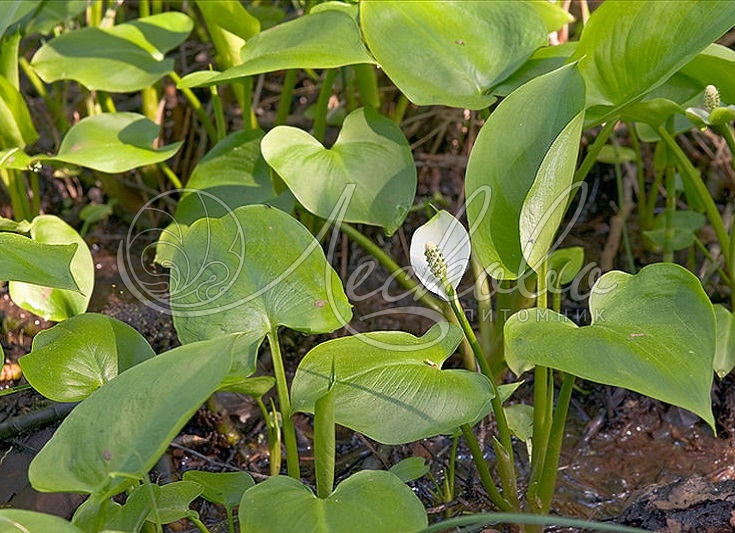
[643,210,706,252]
[28,334,251,498]
[182,10,374,88]
[175,130,292,226]
[291,324,494,444]
[466,64,585,279]
[9,215,93,321]
[0,232,77,290]
[30,12,193,92]
[20,313,155,402]
[169,204,352,345]
[262,107,415,236]
[572,1,735,123]
[238,471,427,533]
[361,1,547,109]
[505,263,716,429]
[146,481,203,524]
[41,112,182,173]
[547,247,584,287]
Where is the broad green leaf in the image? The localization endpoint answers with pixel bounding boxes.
[170,204,352,345]
[291,324,494,444]
[20,313,155,402]
[311,1,358,19]
[714,304,735,379]
[28,335,247,497]
[504,403,534,443]
[389,457,429,483]
[175,130,292,226]
[146,481,203,524]
[361,1,547,109]
[42,112,182,173]
[183,471,254,511]
[0,509,83,533]
[30,12,193,92]
[183,10,374,87]
[0,74,38,148]
[72,492,150,533]
[219,375,275,398]
[262,107,415,236]
[528,0,574,32]
[239,471,427,533]
[0,147,35,170]
[9,215,93,321]
[0,31,21,88]
[572,1,735,122]
[643,210,706,252]
[596,146,636,165]
[0,232,77,290]
[491,42,576,98]
[678,45,735,106]
[195,0,259,42]
[505,263,716,429]
[466,64,585,279]
[0,1,37,39]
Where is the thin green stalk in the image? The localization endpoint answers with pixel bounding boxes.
[471,252,494,357]
[141,85,159,122]
[267,329,300,479]
[210,85,226,143]
[29,170,40,216]
[662,162,677,263]
[391,94,410,124]
[158,161,183,189]
[169,71,218,144]
[625,122,650,230]
[98,91,116,113]
[314,383,336,499]
[716,123,735,174]
[0,169,29,221]
[313,69,338,143]
[338,222,443,314]
[189,515,212,533]
[139,0,150,17]
[611,139,636,272]
[445,432,459,503]
[536,372,575,513]
[240,77,256,131]
[276,70,299,126]
[445,284,517,509]
[19,57,68,132]
[572,121,616,186]
[352,63,380,109]
[694,237,731,285]
[255,398,281,476]
[657,126,730,264]
[460,424,512,512]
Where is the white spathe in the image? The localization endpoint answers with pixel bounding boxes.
[410,210,471,301]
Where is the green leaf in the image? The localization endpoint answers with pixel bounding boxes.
[182,471,254,511]
[528,0,574,32]
[194,0,259,42]
[146,481,203,524]
[714,304,735,379]
[175,130,292,226]
[389,457,429,483]
[20,313,155,402]
[9,215,93,321]
[239,471,427,533]
[0,74,38,148]
[0,147,35,170]
[0,232,77,290]
[466,64,585,279]
[262,107,415,236]
[0,509,83,533]
[291,324,494,444]
[643,210,706,252]
[491,43,576,98]
[183,10,374,87]
[504,403,534,443]
[0,1,37,39]
[505,263,716,430]
[170,204,352,345]
[24,1,87,36]
[572,1,735,122]
[30,12,193,92]
[28,335,247,498]
[547,247,584,287]
[42,112,182,173]
[361,1,547,109]
[678,45,735,106]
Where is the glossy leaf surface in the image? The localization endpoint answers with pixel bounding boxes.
[505,263,716,429]
[466,64,585,279]
[170,205,352,344]
[291,324,493,444]
[28,335,247,497]
[31,12,193,92]
[9,215,93,321]
[20,313,155,402]
[262,107,415,236]
[361,1,547,109]
[43,112,182,173]
[239,471,427,533]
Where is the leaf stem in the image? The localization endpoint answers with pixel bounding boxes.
[276,70,298,126]
[313,69,338,143]
[267,328,300,479]
[169,71,218,145]
[460,424,512,512]
[338,222,444,314]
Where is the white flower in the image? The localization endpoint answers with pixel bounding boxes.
[410,210,471,301]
